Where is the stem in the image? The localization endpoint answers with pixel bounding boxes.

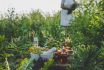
[5,57,10,70]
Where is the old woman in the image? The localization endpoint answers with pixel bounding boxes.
[60,0,78,26]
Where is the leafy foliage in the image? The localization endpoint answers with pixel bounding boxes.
[69,0,104,70]
[0,0,104,70]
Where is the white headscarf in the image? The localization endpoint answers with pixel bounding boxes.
[64,0,75,8]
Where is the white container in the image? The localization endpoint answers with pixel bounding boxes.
[30,53,39,61]
[47,47,57,53]
[33,37,38,46]
[41,52,53,59]
[40,47,56,59]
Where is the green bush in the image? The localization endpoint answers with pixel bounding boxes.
[68,0,104,70]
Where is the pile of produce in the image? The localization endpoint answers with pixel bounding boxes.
[55,47,73,56]
[28,46,42,54]
[28,46,48,54]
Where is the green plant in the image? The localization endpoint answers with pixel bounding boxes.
[69,0,104,47]
[71,45,104,70]
[16,58,33,70]
[40,59,54,70]
[68,0,104,70]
